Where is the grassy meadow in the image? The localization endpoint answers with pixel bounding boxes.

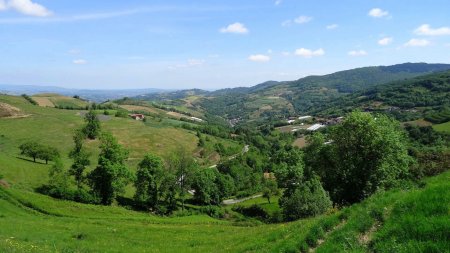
[1,94,449,252]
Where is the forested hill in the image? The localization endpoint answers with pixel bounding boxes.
[132,63,450,125]
[313,70,450,123]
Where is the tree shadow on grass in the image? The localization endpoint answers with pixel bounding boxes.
[16,156,47,165]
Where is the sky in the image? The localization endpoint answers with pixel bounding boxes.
[0,0,450,90]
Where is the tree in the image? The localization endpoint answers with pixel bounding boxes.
[19,141,41,162]
[191,168,233,205]
[280,177,332,221]
[69,129,90,191]
[47,158,70,198]
[88,132,133,205]
[166,147,196,211]
[134,153,165,209]
[262,179,279,204]
[312,112,412,204]
[19,141,59,164]
[38,146,60,164]
[83,110,101,139]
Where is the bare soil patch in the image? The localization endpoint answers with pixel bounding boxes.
[0,102,29,118]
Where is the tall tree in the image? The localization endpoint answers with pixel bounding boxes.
[134,153,165,209]
[166,147,196,211]
[69,129,90,191]
[83,110,101,140]
[314,112,413,204]
[88,132,132,205]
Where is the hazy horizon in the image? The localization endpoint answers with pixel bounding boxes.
[1,0,450,89]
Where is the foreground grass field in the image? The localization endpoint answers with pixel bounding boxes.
[1,170,448,252]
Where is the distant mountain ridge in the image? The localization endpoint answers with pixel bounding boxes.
[132,62,450,125]
[0,84,170,102]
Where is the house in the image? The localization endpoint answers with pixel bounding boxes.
[298,115,312,120]
[129,114,145,120]
[287,119,296,124]
[190,117,204,122]
[307,124,325,131]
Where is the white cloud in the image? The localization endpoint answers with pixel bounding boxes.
[6,0,52,17]
[275,0,282,6]
[294,48,325,58]
[294,16,313,24]
[220,22,248,34]
[414,24,450,36]
[267,49,273,54]
[73,59,87,65]
[348,50,368,56]
[368,8,389,18]
[0,0,7,11]
[404,38,431,47]
[326,24,338,30]
[282,16,312,27]
[378,37,393,46]
[248,54,271,62]
[281,51,290,56]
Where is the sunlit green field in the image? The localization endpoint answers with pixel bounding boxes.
[433,121,450,133]
[1,94,449,252]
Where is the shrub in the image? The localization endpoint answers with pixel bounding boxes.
[198,205,225,218]
[281,177,332,221]
[232,205,269,220]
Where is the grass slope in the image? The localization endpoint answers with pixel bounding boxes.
[1,170,448,252]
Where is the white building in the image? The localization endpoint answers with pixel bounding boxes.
[307,124,325,131]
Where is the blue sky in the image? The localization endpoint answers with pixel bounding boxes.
[1,0,450,90]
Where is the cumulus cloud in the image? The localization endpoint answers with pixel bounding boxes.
[73,59,87,65]
[248,54,271,62]
[326,24,338,30]
[378,37,393,46]
[404,38,430,47]
[294,48,325,58]
[368,8,389,18]
[220,22,248,34]
[414,24,450,36]
[348,50,368,56]
[1,0,52,17]
[294,16,313,24]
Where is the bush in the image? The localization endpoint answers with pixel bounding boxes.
[198,205,225,218]
[232,205,269,220]
[281,177,332,221]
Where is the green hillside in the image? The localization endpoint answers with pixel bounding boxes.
[313,70,450,123]
[1,168,448,252]
[133,63,450,125]
[0,94,240,191]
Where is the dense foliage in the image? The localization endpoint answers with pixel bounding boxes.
[88,132,133,205]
